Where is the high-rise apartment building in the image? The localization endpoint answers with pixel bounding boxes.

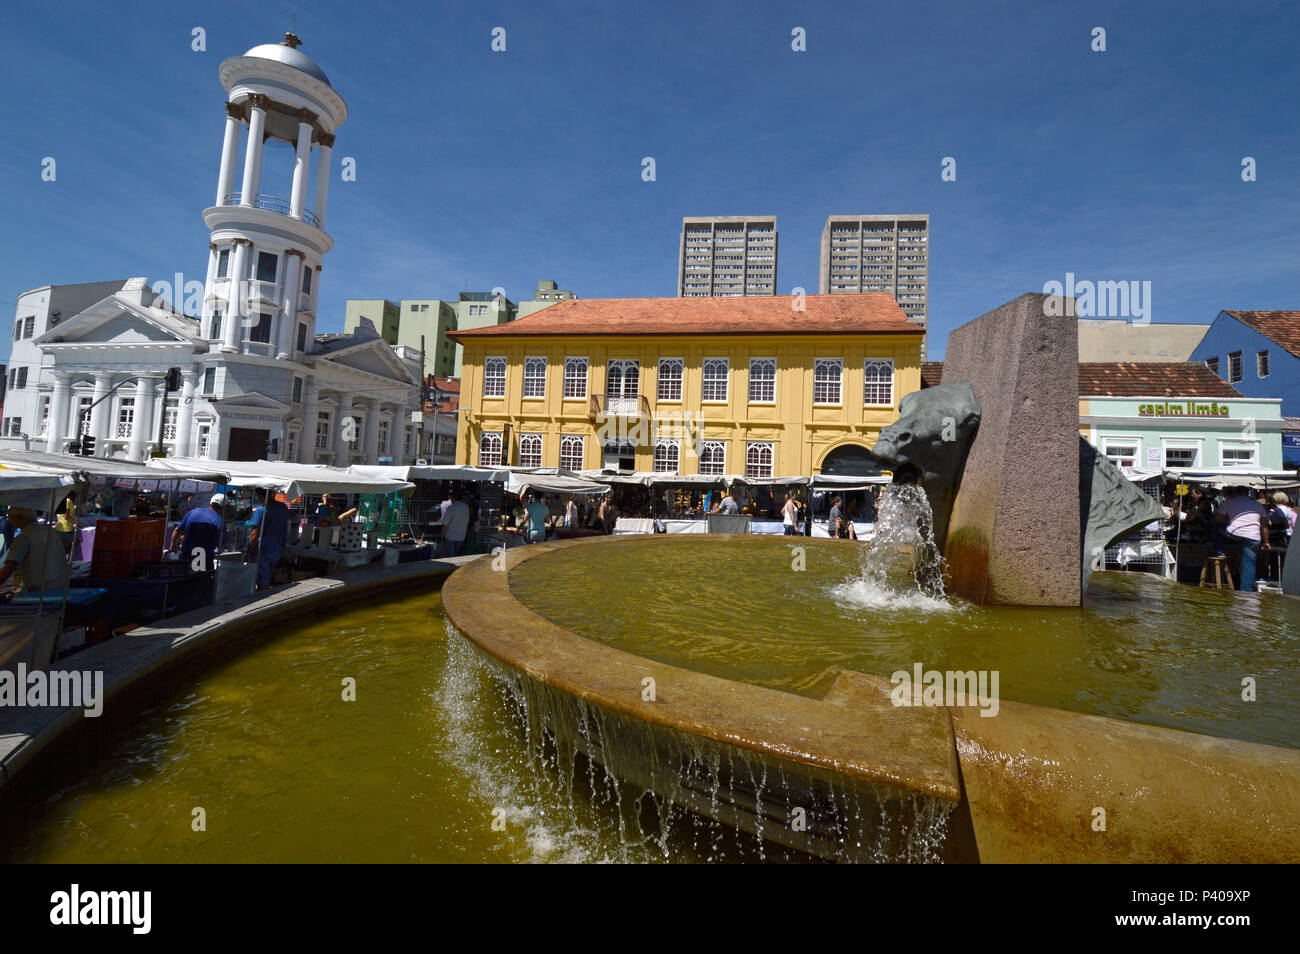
[820,214,929,353]
[678,216,777,297]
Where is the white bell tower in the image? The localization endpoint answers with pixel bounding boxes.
[201,32,347,361]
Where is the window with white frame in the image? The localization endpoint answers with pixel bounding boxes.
[38,396,50,436]
[1228,351,1243,384]
[162,400,178,440]
[745,441,774,478]
[378,419,389,456]
[23,316,35,338]
[653,438,680,474]
[479,431,503,466]
[813,359,843,405]
[15,367,27,389]
[560,434,584,471]
[116,398,135,438]
[197,423,212,458]
[286,430,298,461]
[203,367,216,394]
[698,440,726,475]
[346,416,361,450]
[523,357,547,398]
[292,376,303,403]
[749,358,776,403]
[1220,441,1258,467]
[315,412,331,449]
[702,358,729,402]
[1103,439,1139,469]
[483,357,507,397]
[1258,350,1270,378]
[863,359,894,406]
[1163,441,1200,468]
[76,397,92,435]
[519,432,543,468]
[658,358,684,401]
[1205,356,1220,376]
[563,357,588,399]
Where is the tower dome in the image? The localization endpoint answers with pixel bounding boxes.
[242,33,331,86]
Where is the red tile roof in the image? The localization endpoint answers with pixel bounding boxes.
[1222,311,1300,358]
[921,361,1241,398]
[446,294,920,338]
[1078,362,1242,398]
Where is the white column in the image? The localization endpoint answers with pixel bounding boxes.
[216,102,243,206]
[278,250,302,360]
[299,379,317,463]
[128,377,157,462]
[333,399,351,466]
[312,132,334,228]
[223,240,249,352]
[239,94,269,206]
[176,370,198,457]
[290,110,314,219]
[46,373,73,453]
[89,372,113,455]
[363,398,380,464]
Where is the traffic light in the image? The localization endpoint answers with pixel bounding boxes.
[80,435,96,457]
[165,367,182,392]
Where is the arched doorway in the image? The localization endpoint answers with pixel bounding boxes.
[820,443,881,477]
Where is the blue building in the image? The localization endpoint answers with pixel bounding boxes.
[1191,310,1300,416]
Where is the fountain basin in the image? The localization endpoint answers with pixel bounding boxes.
[443,536,1300,863]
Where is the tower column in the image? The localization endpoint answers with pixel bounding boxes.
[216,101,244,205]
[313,132,334,228]
[176,369,198,458]
[290,109,315,219]
[279,249,303,360]
[223,239,250,352]
[362,397,380,464]
[46,372,73,454]
[299,378,318,463]
[89,372,113,455]
[239,94,270,206]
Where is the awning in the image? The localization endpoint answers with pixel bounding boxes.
[507,472,610,497]
[0,468,78,508]
[1165,467,1300,490]
[147,458,413,496]
[810,473,892,490]
[0,449,230,484]
[730,474,811,487]
[349,464,509,483]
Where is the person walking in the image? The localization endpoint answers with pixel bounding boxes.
[523,493,550,544]
[248,489,290,589]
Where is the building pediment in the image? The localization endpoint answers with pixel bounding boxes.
[37,292,200,347]
[210,391,290,412]
[320,336,417,383]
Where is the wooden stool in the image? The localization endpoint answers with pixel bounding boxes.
[1199,556,1234,589]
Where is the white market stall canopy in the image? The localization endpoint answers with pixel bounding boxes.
[506,468,610,497]
[147,458,413,496]
[1164,467,1300,490]
[0,468,78,509]
[0,449,230,485]
[349,464,510,483]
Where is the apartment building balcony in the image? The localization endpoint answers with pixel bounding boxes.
[590,394,651,418]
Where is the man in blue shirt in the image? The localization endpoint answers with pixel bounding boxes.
[169,493,226,574]
[524,493,550,544]
[248,489,290,588]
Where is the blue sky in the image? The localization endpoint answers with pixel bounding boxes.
[1,0,1296,365]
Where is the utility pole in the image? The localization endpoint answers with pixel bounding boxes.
[418,334,426,463]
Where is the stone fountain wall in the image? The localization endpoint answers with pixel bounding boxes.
[942,293,1083,606]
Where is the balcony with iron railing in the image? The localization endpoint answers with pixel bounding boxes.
[222,192,320,227]
[589,393,651,418]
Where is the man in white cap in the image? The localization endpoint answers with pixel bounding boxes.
[169,492,227,574]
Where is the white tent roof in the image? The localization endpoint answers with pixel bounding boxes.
[0,468,77,508]
[147,458,412,496]
[0,449,229,483]
[349,464,509,483]
[507,470,610,497]
[1165,467,1300,490]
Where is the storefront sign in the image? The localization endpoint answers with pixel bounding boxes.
[1137,401,1230,418]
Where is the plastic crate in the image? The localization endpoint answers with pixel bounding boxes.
[132,518,166,550]
[93,519,135,550]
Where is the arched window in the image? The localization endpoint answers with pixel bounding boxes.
[702,358,729,402]
[657,358,684,401]
[745,441,774,479]
[863,359,894,406]
[519,432,542,467]
[559,434,585,471]
[523,357,547,398]
[748,358,776,403]
[813,358,842,405]
[698,440,726,475]
[483,357,507,397]
[479,431,503,466]
[654,438,680,474]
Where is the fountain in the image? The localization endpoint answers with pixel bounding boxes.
[442,293,1300,863]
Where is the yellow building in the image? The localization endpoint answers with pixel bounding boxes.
[449,294,923,477]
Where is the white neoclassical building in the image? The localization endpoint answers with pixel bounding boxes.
[4,34,429,465]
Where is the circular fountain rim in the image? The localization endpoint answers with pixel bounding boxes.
[441,535,1300,864]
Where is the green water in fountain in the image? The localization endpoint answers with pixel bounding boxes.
[0,590,816,863]
[510,534,1300,750]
